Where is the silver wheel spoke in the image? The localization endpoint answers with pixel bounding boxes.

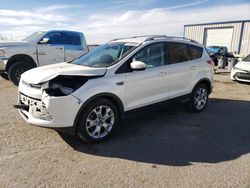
[96,128,101,138]
[92,126,101,138]
[102,122,112,130]
[86,119,97,128]
[102,113,113,121]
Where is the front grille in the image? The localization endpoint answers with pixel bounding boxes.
[236,73,250,81]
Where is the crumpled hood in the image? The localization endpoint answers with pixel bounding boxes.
[235,61,250,71]
[21,62,107,84]
[0,40,29,48]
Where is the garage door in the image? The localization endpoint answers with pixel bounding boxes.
[204,27,233,50]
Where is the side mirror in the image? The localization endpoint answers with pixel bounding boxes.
[130,61,146,71]
[39,37,49,44]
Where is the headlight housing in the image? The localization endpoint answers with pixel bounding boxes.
[44,76,89,97]
[0,49,7,57]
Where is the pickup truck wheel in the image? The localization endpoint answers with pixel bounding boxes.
[77,98,119,144]
[189,84,208,113]
[0,73,9,80]
[8,62,32,86]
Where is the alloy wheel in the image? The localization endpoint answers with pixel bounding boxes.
[194,88,208,110]
[85,105,115,139]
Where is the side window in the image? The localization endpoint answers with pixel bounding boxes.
[42,32,63,45]
[133,43,165,69]
[167,42,190,64]
[188,44,203,60]
[62,33,81,45]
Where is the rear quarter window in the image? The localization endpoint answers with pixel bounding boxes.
[167,42,190,64]
[188,44,203,60]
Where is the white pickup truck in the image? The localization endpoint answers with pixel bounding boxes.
[0,30,88,85]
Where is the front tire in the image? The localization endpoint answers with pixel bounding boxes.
[189,84,209,112]
[7,62,32,86]
[77,98,119,144]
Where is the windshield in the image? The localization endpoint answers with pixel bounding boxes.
[72,42,140,68]
[22,31,45,42]
[243,54,250,62]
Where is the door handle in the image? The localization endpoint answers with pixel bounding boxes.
[116,82,124,86]
[159,72,167,77]
[191,66,198,70]
[38,52,46,55]
[56,47,63,50]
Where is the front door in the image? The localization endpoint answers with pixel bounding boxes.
[37,31,65,66]
[124,42,170,111]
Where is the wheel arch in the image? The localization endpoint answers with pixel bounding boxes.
[193,78,212,94]
[6,54,37,71]
[72,92,124,135]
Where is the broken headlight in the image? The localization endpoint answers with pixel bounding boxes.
[44,76,88,96]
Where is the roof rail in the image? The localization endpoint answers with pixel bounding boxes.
[110,35,165,42]
[110,35,200,44]
[144,35,200,44]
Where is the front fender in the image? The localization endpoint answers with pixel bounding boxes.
[4,45,38,65]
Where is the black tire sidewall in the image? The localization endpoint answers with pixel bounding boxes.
[8,62,32,86]
[190,84,209,113]
[77,98,119,144]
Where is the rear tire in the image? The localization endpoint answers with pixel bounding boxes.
[0,73,9,80]
[189,84,209,113]
[7,62,32,86]
[77,98,119,144]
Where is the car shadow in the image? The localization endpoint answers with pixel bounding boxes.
[59,98,250,166]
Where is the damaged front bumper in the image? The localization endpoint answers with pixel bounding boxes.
[16,79,83,129]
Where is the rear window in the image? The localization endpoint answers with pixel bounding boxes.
[62,33,81,45]
[188,45,203,60]
[167,42,190,64]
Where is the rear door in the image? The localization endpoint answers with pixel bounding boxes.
[124,42,170,111]
[167,42,202,99]
[37,31,65,66]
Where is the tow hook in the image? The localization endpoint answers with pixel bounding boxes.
[13,104,29,111]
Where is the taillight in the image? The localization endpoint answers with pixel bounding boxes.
[207,60,214,66]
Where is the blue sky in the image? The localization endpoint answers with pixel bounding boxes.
[0,0,249,43]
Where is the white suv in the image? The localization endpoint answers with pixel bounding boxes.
[16,35,214,143]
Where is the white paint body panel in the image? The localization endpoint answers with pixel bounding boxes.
[21,62,107,84]
[125,66,169,110]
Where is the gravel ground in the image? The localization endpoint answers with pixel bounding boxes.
[0,71,250,188]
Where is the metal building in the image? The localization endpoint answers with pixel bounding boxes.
[184,20,250,56]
